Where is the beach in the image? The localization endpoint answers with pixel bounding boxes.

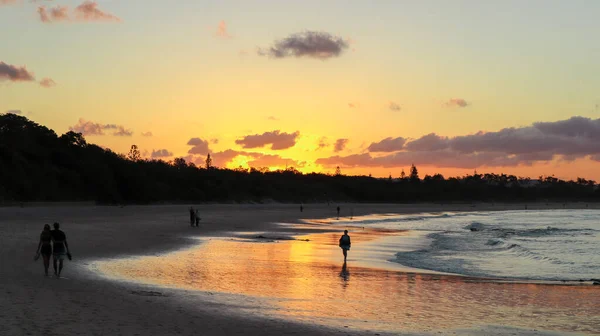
[1,203,598,335]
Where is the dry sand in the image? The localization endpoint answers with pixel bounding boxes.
[1,203,597,336]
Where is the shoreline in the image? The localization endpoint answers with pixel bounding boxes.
[2,203,599,335]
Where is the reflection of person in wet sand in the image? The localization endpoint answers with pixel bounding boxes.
[338,230,351,262]
[339,261,350,285]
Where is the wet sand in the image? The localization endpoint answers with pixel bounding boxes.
[1,203,599,335]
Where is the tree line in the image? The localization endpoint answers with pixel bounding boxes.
[1,113,599,204]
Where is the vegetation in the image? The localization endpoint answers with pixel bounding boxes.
[1,113,599,204]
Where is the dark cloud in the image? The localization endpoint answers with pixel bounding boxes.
[258,31,349,60]
[74,1,120,22]
[187,137,210,155]
[0,61,35,82]
[389,102,401,111]
[39,77,56,88]
[444,98,469,108]
[319,116,600,169]
[68,118,131,136]
[404,133,449,151]
[367,137,406,152]
[334,138,349,153]
[141,131,153,137]
[235,130,299,150]
[151,149,173,159]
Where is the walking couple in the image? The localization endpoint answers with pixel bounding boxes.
[35,222,72,277]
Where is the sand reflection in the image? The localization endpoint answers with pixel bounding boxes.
[96,232,600,334]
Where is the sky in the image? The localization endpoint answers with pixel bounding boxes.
[2,0,600,180]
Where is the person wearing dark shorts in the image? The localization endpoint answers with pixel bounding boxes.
[338,230,351,262]
[51,222,71,277]
[35,224,53,276]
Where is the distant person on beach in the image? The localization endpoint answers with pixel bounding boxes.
[195,209,200,227]
[51,222,71,277]
[338,230,351,262]
[189,207,195,227]
[300,205,303,212]
[337,206,340,219]
[35,224,53,276]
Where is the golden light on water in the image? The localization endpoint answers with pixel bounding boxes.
[96,232,600,333]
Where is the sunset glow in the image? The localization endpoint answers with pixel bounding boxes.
[2,0,600,180]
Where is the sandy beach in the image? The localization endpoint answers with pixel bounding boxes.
[1,203,599,336]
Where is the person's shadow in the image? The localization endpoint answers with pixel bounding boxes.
[339,261,350,288]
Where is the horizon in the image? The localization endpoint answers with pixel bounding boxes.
[2,1,600,181]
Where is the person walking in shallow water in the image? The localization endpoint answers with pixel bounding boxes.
[35,224,53,276]
[339,230,351,262]
[336,206,340,219]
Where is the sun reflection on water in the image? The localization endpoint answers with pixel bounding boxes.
[96,232,600,334]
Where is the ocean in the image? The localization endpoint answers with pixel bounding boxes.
[336,209,600,281]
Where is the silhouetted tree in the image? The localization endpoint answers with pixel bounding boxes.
[409,164,419,182]
[335,166,342,176]
[400,169,406,179]
[205,153,212,170]
[127,145,141,162]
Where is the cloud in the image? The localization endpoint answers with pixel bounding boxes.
[389,102,401,111]
[247,154,305,168]
[141,131,153,137]
[4,110,22,115]
[334,138,349,153]
[235,130,300,150]
[267,116,279,121]
[187,137,210,155]
[0,61,35,82]
[258,31,349,60]
[68,118,131,136]
[113,126,133,136]
[316,136,329,150]
[39,77,56,88]
[367,137,407,152]
[214,20,232,38]
[37,5,69,23]
[151,149,173,159]
[210,138,219,144]
[74,1,120,22]
[404,133,449,151]
[319,116,600,169]
[444,98,469,108]
[348,102,360,108]
[0,0,18,5]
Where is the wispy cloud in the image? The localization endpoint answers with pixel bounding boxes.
[316,136,329,150]
[389,102,401,111]
[74,1,120,22]
[68,118,132,136]
[0,0,18,6]
[4,109,22,115]
[258,31,349,60]
[214,20,232,38]
[267,116,279,121]
[39,77,56,88]
[444,98,469,108]
[141,131,153,137]
[37,5,69,23]
[235,130,300,150]
[348,102,360,108]
[151,149,173,159]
